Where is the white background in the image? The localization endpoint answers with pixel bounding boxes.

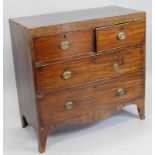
[3,0,152,155]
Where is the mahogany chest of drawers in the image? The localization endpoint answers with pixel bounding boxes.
[10,6,146,153]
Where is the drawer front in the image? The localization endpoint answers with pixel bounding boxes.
[38,72,144,125]
[96,21,145,51]
[36,46,144,94]
[34,30,93,61]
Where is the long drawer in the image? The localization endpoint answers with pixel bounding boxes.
[38,72,144,125]
[36,46,144,94]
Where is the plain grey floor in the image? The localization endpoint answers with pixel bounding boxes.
[4,75,152,155]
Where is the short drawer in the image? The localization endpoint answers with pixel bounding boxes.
[96,21,145,51]
[38,72,144,125]
[34,30,94,61]
[36,46,144,94]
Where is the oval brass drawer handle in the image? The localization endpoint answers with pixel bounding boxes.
[62,70,72,80]
[117,32,126,40]
[113,63,120,72]
[60,41,70,50]
[116,88,126,96]
[64,101,75,110]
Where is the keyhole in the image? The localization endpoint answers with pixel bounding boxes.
[64,35,66,38]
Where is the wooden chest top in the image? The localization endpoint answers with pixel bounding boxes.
[11,6,144,28]
[11,6,145,37]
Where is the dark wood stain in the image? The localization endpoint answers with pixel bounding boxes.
[34,30,94,61]
[36,45,144,94]
[9,6,146,153]
[9,21,39,133]
[96,21,145,51]
[39,72,144,126]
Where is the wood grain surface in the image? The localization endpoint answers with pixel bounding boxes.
[96,21,145,51]
[9,21,39,132]
[34,30,94,61]
[36,45,144,94]
[9,6,146,153]
[38,72,144,126]
[11,6,143,29]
